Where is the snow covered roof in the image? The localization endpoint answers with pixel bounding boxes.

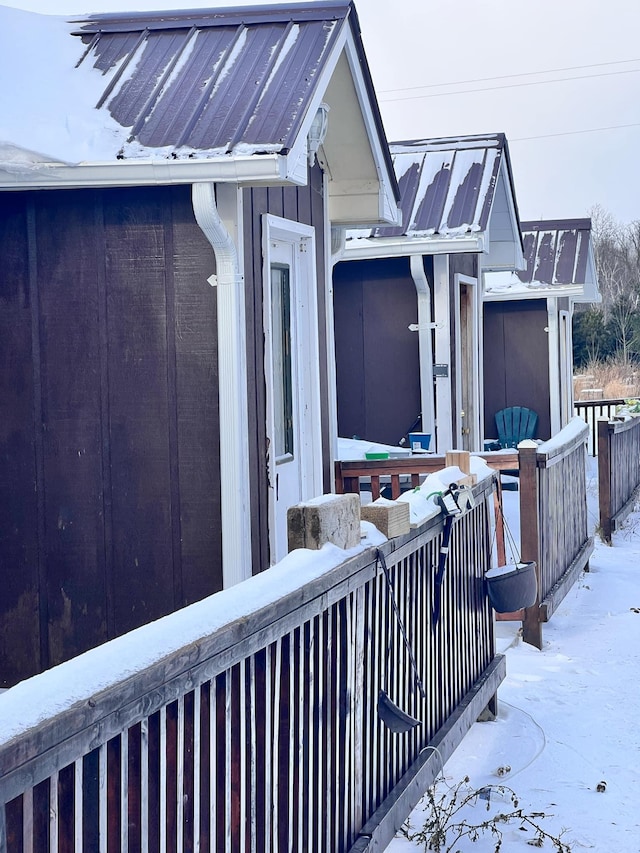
[484,218,601,303]
[342,133,524,270]
[0,2,399,224]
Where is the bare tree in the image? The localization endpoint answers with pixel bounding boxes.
[589,206,640,362]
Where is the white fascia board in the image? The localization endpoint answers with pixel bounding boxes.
[483,284,585,302]
[341,29,399,225]
[581,242,602,303]
[341,234,484,261]
[0,153,291,191]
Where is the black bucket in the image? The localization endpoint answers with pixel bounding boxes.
[485,561,537,613]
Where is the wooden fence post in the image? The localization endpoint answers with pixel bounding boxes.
[598,419,613,544]
[518,441,542,649]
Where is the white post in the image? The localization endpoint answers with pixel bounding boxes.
[409,254,436,442]
[433,255,452,452]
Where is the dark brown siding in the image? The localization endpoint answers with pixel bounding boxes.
[243,165,327,572]
[483,299,551,440]
[0,185,221,684]
[333,256,422,446]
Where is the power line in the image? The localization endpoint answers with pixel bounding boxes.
[378,67,640,103]
[511,122,640,142]
[377,57,640,94]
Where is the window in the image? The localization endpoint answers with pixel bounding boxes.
[271,264,294,459]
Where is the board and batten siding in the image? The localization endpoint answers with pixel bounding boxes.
[0,185,222,685]
[243,164,329,572]
[333,256,423,447]
[483,299,551,441]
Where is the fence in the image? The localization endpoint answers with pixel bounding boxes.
[0,477,503,853]
[519,417,594,648]
[574,399,624,456]
[598,416,640,543]
[335,451,519,501]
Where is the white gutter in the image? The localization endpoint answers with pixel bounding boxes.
[342,234,485,261]
[484,284,585,302]
[409,255,436,443]
[192,182,251,588]
[0,153,292,192]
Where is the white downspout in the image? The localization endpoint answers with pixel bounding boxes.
[409,254,436,443]
[192,182,251,588]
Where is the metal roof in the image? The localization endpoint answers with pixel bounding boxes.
[517,219,592,286]
[72,3,352,158]
[483,218,600,303]
[372,133,510,238]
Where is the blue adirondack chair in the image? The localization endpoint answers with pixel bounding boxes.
[495,406,538,449]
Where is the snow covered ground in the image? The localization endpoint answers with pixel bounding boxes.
[386,457,640,851]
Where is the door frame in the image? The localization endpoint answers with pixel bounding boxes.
[454,273,480,451]
[262,214,322,564]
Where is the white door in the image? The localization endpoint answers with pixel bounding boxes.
[263,216,322,564]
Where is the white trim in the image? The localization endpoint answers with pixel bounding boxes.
[409,255,435,442]
[559,309,573,427]
[325,176,340,483]
[488,157,525,271]
[453,281,463,449]
[191,182,252,588]
[0,154,291,191]
[454,274,480,451]
[262,214,322,564]
[483,284,585,302]
[547,297,561,436]
[478,294,486,448]
[433,255,451,453]
[342,235,485,261]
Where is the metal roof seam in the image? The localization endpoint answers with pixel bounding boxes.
[127,26,198,141]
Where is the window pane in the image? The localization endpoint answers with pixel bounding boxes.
[271,264,293,459]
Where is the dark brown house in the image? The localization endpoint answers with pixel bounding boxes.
[483,219,600,441]
[334,134,523,453]
[0,2,399,685]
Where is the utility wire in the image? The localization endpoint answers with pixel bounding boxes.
[378,57,640,94]
[379,67,640,102]
[511,122,640,142]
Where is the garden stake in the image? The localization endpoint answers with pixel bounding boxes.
[377,549,425,733]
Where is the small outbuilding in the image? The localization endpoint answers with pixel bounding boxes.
[0,2,399,684]
[483,219,601,441]
[334,133,523,453]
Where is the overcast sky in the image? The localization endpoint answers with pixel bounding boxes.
[4,0,640,224]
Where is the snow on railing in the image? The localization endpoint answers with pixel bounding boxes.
[518,418,593,648]
[598,415,640,542]
[0,479,504,853]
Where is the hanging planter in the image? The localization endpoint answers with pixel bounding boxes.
[485,561,537,613]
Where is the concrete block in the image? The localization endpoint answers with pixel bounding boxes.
[361,499,410,538]
[287,493,361,552]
